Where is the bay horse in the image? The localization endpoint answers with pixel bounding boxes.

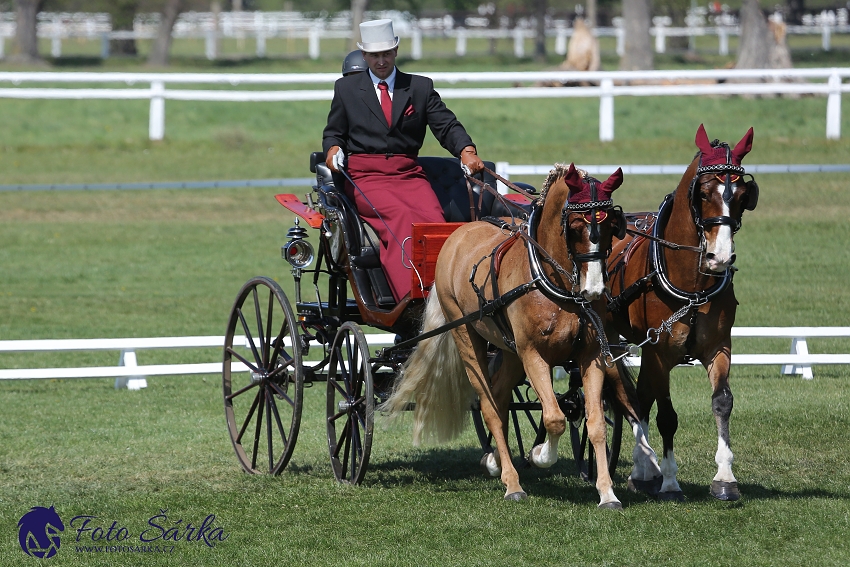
[606,124,758,501]
[384,164,659,507]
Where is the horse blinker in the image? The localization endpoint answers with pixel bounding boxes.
[743,176,759,211]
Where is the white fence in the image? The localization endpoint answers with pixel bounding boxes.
[1,328,848,389]
[0,68,847,142]
[1,10,849,60]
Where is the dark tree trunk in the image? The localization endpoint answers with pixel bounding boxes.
[350,0,368,51]
[534,0,547,61]
[735,0,771,69]
[110,0,139,56]
[148,0,184,66]
[620,0,654,70]
[785,0,805,25]
[13,0,44,63]
[586,0,598,28]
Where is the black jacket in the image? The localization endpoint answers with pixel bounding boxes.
[322,69,474,157]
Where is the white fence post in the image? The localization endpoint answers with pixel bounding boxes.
[205,30,217,60]
[411,27,422,60]
[718,26,729,56]
[495,161,510,194]
[256,31,266,58]
[555,27,567,55]
[513,28,524,58]
[456,28,467,56]
[149,80,165,141]
[115,349,147,390]
[653,17,670,54]
[100,32,110,59]
[782,337,814,380]
[599,78,614,142]
[613,19,625,56]
[826,69,842,140]
[51,36,62,58]
[308,25,320,60]
[822,24,831,51]
[0,35,6,59]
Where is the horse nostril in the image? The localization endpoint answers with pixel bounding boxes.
[705,252,715,260]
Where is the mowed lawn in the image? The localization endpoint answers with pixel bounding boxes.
[0,69,849,566]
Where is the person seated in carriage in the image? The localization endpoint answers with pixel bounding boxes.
[322,18,485,303]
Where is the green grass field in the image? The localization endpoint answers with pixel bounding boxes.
[1,55,849,566]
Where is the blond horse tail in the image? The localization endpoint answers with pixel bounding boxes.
[381,287,475,446]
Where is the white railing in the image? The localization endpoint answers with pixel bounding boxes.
[1,10,848,60]
[0,68,847,142]
[1,328,848,389]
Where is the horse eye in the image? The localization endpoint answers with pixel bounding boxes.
[700,191,711,201]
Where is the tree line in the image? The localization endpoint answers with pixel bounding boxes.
[6,0,802,73]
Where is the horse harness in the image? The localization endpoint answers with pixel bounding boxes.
[606,149,759,361]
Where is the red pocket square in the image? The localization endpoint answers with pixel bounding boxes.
[403,105,415,116]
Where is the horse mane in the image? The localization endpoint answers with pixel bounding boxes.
[538,163,589,205]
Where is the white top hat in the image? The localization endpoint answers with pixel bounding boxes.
[357,19,400,52]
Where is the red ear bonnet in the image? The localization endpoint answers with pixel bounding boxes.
[564,163,622,205]
[695,123,754,168]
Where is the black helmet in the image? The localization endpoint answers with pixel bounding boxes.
[342,50,368,76]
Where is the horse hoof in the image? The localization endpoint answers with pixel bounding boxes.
[658,490,685,502]
[710,480,740,501]
[504,491,528,501]
[627,475,662,496]
[480,453,500,477]
[598,501,623,510]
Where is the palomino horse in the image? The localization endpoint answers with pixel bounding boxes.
[384,164,659,507]
[606,124,758,501]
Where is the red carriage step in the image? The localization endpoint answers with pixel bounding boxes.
[275,193,324,228]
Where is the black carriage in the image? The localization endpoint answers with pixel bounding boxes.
[222,152,623,485]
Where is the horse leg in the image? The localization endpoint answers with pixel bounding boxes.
[582,361,622,509]
[451,324,526,500]
[625,356,664,495]
[605,362,662,492]
[520,353,566,470]
[706,346,739,501]
[639,355,683,501]
[481,351,525,478]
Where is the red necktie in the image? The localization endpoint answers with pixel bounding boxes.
[378,81,392,127]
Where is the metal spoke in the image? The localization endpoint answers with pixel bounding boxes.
[252,287,268,369]
[225,347,260,375]
[225,378,259,402]
[267,380,296,408]
[251,386,266,470]
[237,308,263,369]
[236,389,261,444]
[265,389,274,472]
[268,392,289,447]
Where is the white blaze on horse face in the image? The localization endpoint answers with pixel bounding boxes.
[705,185,735,272]
[580,240,606,300]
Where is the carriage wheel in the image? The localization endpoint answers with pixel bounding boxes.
[472,367,622,480]
[326,322,374,485]
[568,382,623,483]
[472,380,548,468]
[223,276,304,475]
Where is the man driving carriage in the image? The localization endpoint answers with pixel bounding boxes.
[322,19,485,303]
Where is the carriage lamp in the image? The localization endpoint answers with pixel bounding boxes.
[282,218,315,269]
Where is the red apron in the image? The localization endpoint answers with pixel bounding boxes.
[345,154,445,302]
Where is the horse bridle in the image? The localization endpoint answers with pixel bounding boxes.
[562,177,626,268]
[689,152,759,236]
